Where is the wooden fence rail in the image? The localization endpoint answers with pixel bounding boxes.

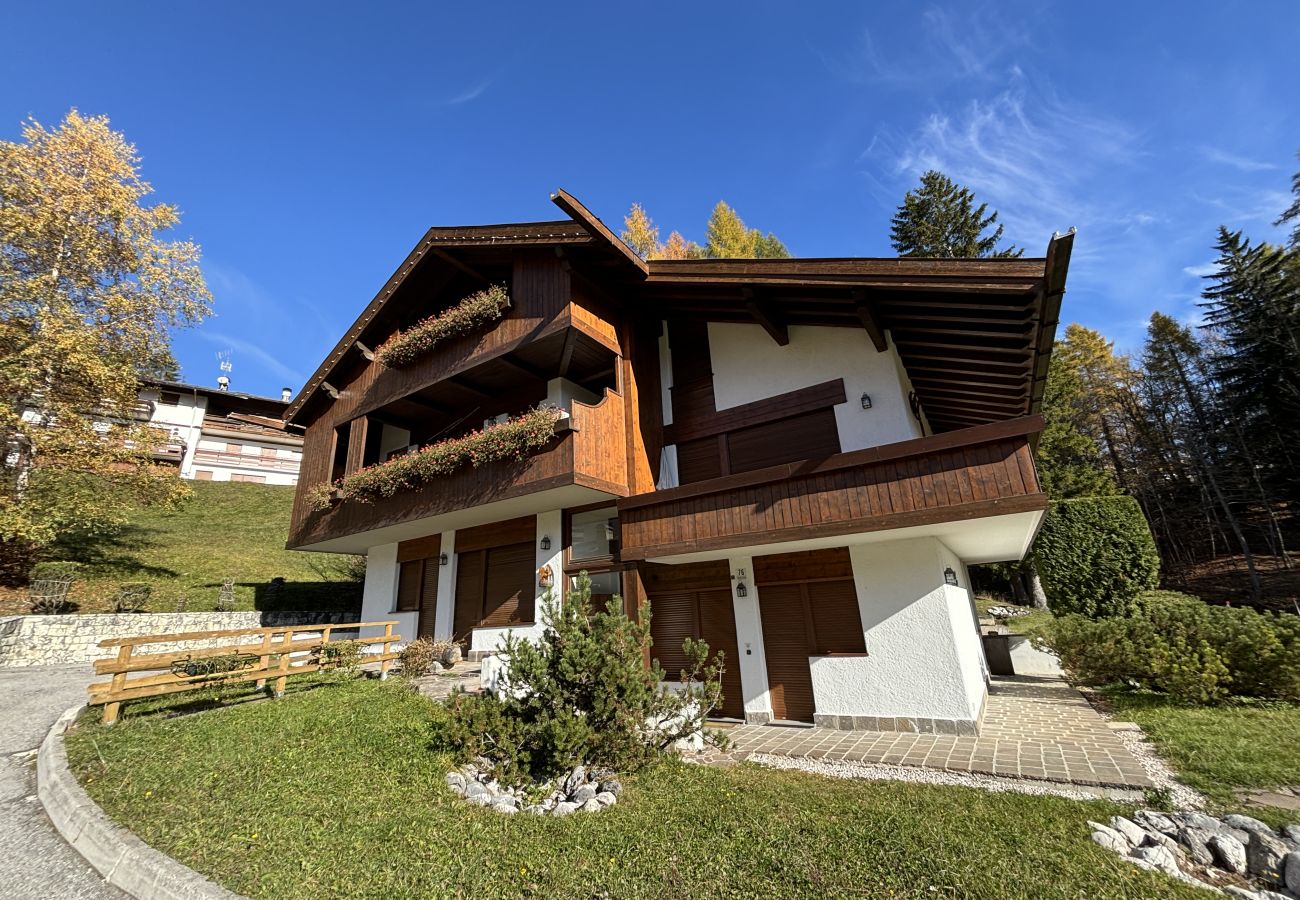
[87,620,401,725]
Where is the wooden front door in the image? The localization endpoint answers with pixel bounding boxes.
[643,561,744,720]
[757,584,817,722]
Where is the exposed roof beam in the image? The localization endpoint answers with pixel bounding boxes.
[744,290,789,346]
[551,188,648,276]
[447,375,491,399]
[497,354,548,381]
[852,289,888,352]
[354,341,375,362]
[321,382,340,400]
[557,329,578,378]
[432,249,490,284]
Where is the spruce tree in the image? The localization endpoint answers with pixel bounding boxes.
[704,201,756,258]
[890,170,1022,258]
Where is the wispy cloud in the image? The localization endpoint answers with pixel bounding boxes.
[195,330,306,387]
[1182,262,1217,278]
[1200,146,1278,173]
[444,79,492,106]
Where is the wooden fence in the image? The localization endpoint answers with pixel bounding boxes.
[87,621,401,725]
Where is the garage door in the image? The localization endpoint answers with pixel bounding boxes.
[755,549,866,723]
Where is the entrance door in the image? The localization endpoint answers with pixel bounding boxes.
[643,561,744,719]
[757,584,817,722]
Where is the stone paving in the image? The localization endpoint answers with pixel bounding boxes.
[410,660,483,702]
[716,674,1154,789]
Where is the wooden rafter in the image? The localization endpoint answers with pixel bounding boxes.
[744,289,789,346]
[432,249,490,284]
[852,289,888,352]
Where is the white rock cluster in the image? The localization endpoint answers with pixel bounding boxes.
[444,762,621,816]
[985,605,1031,619]
[1089,809,1300,897]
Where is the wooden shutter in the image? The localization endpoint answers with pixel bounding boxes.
[481,541,535,626]
[418,559,440,638]
[649,590,697,676]
[807,580,866,655]
[758,584,817,722]
[726,407,841,474]
[396,560,422,612]
[698,589,744,718]
[453,550,485,641]
[676,437,723,484]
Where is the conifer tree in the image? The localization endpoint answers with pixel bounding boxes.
[620,203,659,260]
[704,201,756,258]
[890,170,1022,258]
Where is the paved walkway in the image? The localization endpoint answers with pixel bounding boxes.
[410,660,484,702]
[720,675,1153,789]
[0,664,124,899]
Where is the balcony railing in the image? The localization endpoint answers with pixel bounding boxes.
[192,449,301,472]
[617,416,1047,561]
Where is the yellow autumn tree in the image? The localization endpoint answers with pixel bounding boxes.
[0,110,211,566]
[620,203,660,260]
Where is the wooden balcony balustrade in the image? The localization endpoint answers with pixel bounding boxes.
[287,388,629,550]
[192,448,301,472]
[617,416,1047,561]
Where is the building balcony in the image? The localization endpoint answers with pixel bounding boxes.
[287,388,629,552]
[617,416,1047,565]
[191,448,300,472]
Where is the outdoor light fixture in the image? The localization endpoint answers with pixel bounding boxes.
[439,553,448,566]
[860,393,873,410]
[540,535,552,551]
[944,567,959,586]
[736,583,748,598]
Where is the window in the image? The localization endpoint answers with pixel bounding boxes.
[226,442,243,454]
[232,473,267,484]
[568,507,618,562]
[158,391,181,406]
[261,446,278,459]
[571,570,623,616]
[193,469,213,481]
[331,424,349,482]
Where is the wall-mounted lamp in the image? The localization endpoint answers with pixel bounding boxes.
[736,583,748,598]
[439,553,449,566]
[540,535,552,551]
[943,566,959,587]
[860,393,873,410]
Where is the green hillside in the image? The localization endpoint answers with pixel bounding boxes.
[3,482,362,616]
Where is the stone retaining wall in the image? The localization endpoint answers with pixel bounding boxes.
[0,610,357,667]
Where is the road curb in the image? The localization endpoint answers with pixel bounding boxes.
[37,704,244,900]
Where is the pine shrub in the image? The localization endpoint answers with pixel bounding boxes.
[438,572,726,784]
[1032,496,1159,618]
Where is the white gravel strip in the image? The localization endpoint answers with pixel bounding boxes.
[1076,686,1208,811]
[748,752,1139,802]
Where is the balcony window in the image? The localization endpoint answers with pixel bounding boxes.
[568,507,618,563]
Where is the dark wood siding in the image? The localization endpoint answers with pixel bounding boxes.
[726,407,840,475]
[677,437,724,484]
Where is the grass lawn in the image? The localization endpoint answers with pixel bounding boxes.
[1102,689,1300,828]
[1,481,360,616]
[66,678,1206,900]
[975,597,1055,642]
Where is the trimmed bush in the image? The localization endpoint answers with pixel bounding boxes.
[399,638,439,677]
[438,572,726,785]
[1032,496,1159,618]
[1047,591,1300,704]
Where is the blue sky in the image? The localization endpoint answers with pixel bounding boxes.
[4,2,1298,399]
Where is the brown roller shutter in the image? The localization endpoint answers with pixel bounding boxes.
[649,590,697,676]
[726,407,841,475]
[453,550,485,642]
[808,580,865,655]
[396,560,422,612]
[698,589,744,719]
[758,584,817,722]
[481,541,536,626]
[676,436,723,484]
[418,558,440,639]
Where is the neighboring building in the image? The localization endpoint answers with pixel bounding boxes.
[138,380,303,485]
[285,190,1072,734]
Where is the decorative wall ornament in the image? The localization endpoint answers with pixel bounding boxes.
[537,564,554,589]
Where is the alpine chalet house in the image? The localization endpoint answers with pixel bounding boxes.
[285,191,1071,734]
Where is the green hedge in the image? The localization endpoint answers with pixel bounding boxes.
[1032,496,1159,618]
[1049,591,1300,704]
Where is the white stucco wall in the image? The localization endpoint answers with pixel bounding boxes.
[727,554,773,720]
[358,542,416,642]
[801,538,987,723]
[433,529,457,640]
[706,322,924,451]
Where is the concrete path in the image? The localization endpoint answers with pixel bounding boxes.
[0,665,125,899]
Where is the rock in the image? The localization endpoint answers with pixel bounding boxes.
[1092,830,1129,854]
[581,798,602,813]
[444,772,466,795]
[1132,844,1182,877]
[1225,814,1276,837]
[1134,809,1179,835]
[1110,816,1148,847]
[525,804,546,815]
[598,778,623,797]
[1283,825,1300,846]
[595,791,617,807]
[1284,850,1300,895]
[492,797,518,814]
[1089,821,1133,849]
[563,766,586,796]
[571,783,598,805]
[1246,830,1289,885]
[1210,833,1248,875]
[1122,856,1158,873]
[553,801,579,817]
[464,781,489,802]
[1178,811,1251,845]
[1176,826,1216,866]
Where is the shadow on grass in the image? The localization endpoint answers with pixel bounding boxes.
[52,525,179,580]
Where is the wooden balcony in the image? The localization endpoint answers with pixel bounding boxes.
[287,389,628,552]
[617,416,1047,562]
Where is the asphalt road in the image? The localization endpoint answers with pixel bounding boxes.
[0,664,125,899]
